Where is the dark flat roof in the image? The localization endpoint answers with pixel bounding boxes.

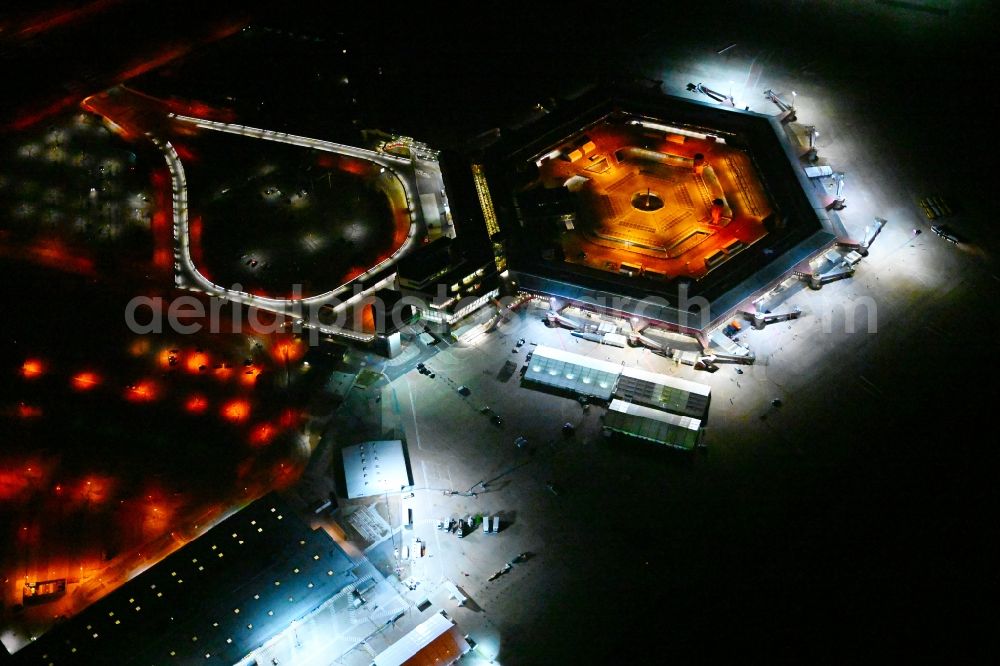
[13,493,356,666]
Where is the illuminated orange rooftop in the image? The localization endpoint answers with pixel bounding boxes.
[534,117,773,280]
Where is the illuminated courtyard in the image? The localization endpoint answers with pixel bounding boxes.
[488,87,838,335]
[535,115,773,280]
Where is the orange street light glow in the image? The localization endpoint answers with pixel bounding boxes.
[240,368,260,386]
[222,399,251,423]
[273,340,303,363]
[0,473,30,500]
[157,348,175,369]
[129,338,151,357]
[125,380,159,402]
[184,394,209,414]
[249,423,275,446]
[185,352,211,373]
[278,409,301,429]
[21,359,45,378]
[72,372,101,390]
[17,403,43,419]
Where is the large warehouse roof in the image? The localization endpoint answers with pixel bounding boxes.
[13,493,357,666]
[619,366,710,396]
[615,366,711,420]
[604,399,702,451]
[523,345,621,400]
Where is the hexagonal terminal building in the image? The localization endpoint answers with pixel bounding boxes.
[471,84,843,337]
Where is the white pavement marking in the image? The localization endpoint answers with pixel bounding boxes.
[406,377,423,451]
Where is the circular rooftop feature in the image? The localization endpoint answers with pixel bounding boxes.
[631,190,664,212]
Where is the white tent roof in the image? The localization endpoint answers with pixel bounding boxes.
[524,345,622,400]
[343,440,412,499]
[533,345,624,374]
[372,611,469,666]
[619,366,711,396]
[605,399,702,450]
[608,400,701,429]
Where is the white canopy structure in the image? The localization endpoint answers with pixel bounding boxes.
[604,399,703,451]
[524,345,622,400]
[372,611,470,666]
[343,440,412,499]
